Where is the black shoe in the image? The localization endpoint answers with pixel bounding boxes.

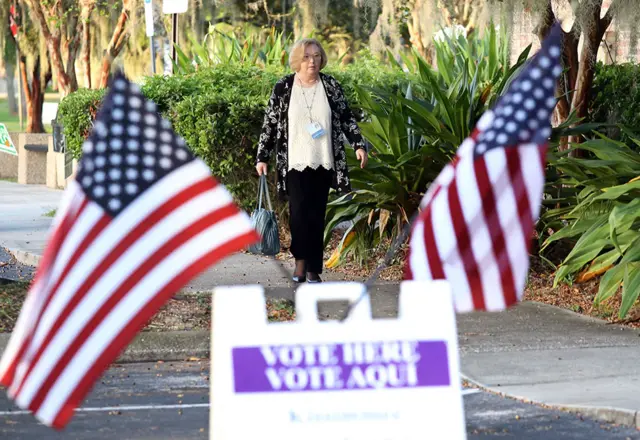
[292,259,307,283]
[307,273,322,283]
[292,274,307,283]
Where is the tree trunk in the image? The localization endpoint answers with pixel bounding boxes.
[353,0,361,40]
[5,61,18,115]
[98,1,132,89]
[24,0,72,96]
[4,30,19,115]
[565,0,615,153]
[370,0,401,55]
[20,55,44,133]
[66,36,81,93]
[82,18,92,88]
[408,0,432,60]
[533,0,606,152]
[295,0,315,39]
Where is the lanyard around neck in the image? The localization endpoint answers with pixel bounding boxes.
[297,76,319,123]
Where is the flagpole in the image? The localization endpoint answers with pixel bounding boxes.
[150,38,156,74]
[171,13,178,72]
[16,47,23,131]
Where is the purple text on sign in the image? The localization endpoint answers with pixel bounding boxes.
[232,340,450,393]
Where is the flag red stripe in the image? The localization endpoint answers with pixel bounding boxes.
[404,232,414,280]
[447,178,485,309]
[51,231,259,429]
[35,214,111,324]
[31,198,89,295]
[474,155,518,306]
[28,203,241,414]
[25,214,111,358]
[8,213,110,391]
[0,198,88,387]
[11,178,216,398]
[507,148,536,255]
[421,186,445,279]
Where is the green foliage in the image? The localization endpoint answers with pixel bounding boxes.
[141,65,282,114]
[57,58,404,209]
[325,25,531,264]
[540,131,640,319]
[56,88,106,158]
[591,62,640,145]
[170,91,266,211]
[173,25,292,75]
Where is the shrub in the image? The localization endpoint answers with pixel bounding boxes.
[57,59,408,208]
[141,64,283,114]
[323,26,531,267]
[540,131,640,319]
[56,88,106,158]
[591,62,640,143]
[171,91,266,211]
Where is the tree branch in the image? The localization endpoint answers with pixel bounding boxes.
[23,0,53,41]
[600,0,619,38]
[534,0,555,42]
[24,0,72,94]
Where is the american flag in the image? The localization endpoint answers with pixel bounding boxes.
[9,5,18,38]
[405,24,563,312]
[0,72,259,428]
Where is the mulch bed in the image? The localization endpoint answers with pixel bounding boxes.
[1,231,637,333]
[524,257,640,328]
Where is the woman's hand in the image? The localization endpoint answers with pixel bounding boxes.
[256,162,268,176]
[356,149,368,168]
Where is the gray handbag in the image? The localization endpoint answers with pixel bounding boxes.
[247,175,281,256]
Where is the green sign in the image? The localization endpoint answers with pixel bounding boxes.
[0,124,17,156]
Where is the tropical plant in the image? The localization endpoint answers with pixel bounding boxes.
[173,25,292,74]
[540,130,640,319]
[324,26,532,267]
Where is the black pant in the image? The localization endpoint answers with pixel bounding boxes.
[287,167,332,274]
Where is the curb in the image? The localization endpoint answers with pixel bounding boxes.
[4,246,42,267]
[0,330,210,364]
[461,374,640,429]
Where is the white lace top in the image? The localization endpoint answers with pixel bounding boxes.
[287,80,334,172]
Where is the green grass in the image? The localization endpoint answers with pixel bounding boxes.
[0,97,56,132]
[0,98,21,132]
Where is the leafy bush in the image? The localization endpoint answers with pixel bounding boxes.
[591,62,640,143]
[56,88,106,158]
[324,26,531,267]
[540,131,640,319]
[171,91,266,210]
[57,59,407,209]
[142,64,283,114]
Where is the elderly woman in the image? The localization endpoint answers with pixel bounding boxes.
[256,38,367,284]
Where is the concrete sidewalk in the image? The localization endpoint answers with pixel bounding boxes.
[0,181,63,265]
[1,180,639,428]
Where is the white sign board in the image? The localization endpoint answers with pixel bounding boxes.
[144,0,154,37]
[163,0,188,14]
[42,102,59,125]
[210,281,466,440]
[0,123,17,156]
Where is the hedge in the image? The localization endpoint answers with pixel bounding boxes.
[57,62,411,209]
[591,62,640,142]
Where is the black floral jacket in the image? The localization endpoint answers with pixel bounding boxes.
[256,72,366,201]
